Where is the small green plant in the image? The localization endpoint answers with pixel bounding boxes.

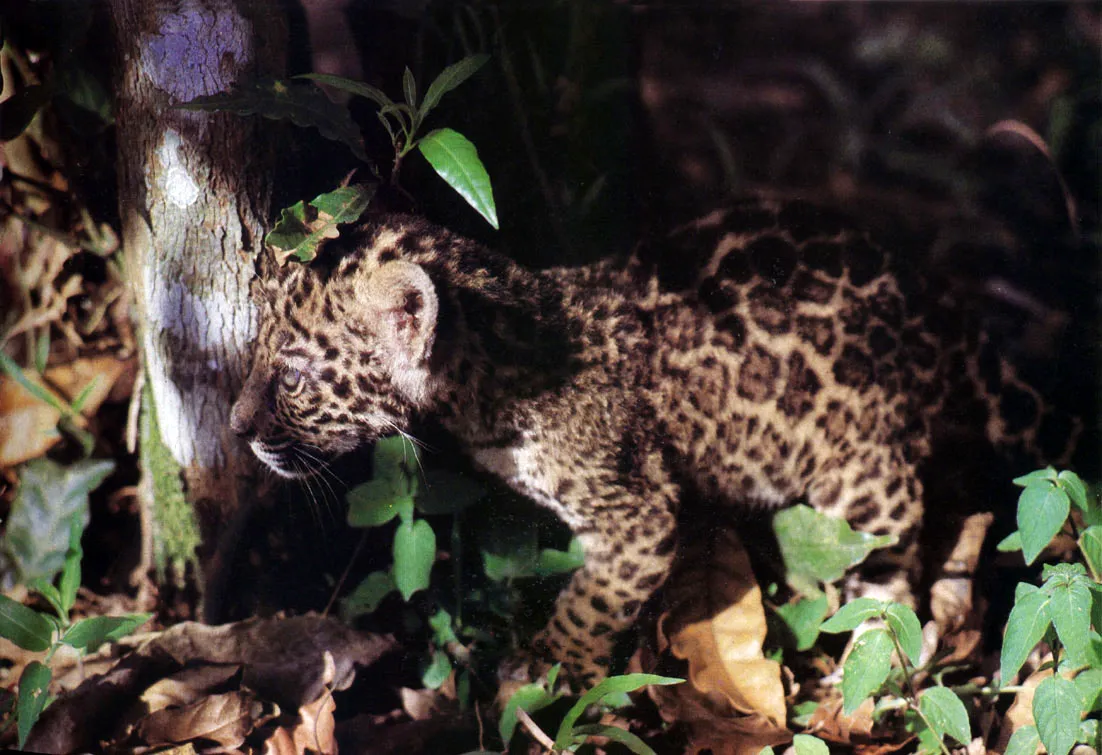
[302,56,497,229]
[492,668,682,754]
[340,435,582,692]
[996,467,1102,755]
[794,467,1101,755]
[0,517,150,748]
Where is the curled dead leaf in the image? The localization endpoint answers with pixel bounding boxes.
[660,527,786,727]
[649,681,790,755]
[264,691,337,755]
[136,689,275,749]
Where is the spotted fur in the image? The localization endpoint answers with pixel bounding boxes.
[230,198,1076,685]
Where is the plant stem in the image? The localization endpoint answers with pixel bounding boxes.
[515,706,560,753]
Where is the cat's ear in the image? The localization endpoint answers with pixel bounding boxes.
[363,261,439,366]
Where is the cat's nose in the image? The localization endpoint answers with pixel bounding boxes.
[229,402,256,439]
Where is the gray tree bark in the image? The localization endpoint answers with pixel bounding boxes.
[110,0,286,609]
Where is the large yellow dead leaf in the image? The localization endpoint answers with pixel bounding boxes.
[660,527,786,728]
[0,355,130,466]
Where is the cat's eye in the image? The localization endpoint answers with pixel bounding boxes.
[280,367,304,392]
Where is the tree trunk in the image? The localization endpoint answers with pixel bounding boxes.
[110,0,286,615]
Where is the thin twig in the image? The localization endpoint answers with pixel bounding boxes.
[516,706,559,753]
[321,528,372,617]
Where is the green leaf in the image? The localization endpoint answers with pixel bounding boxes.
[177,78,369,162]
[839,628,893,715]
[996,531,1022,552]
[1001,584,1052,683]
[534,537,586,577]
[791,734,830,755]
[296,73,393,108]
[759,749,776,755]
[1018,482,1070,565]
[0,350,74,415]
[417,128,498,229]
[1013,467,1058,487]
[554,674,683,749]
[1034,675,1081,755]
[68,375,100,415]
[59,516,84,616]
[499,674,562,744]
[570,724,657,754]
[773,505,895,596]
[1075,668,1102,712]
[1080,718,1099,746]
[774,595,829,651]
[429,608,459,647]
[918,686,971,746]
[480,519,539,582]
[402,67,418,110]
[421,649,451,689]
[884,603,923,666]
[419,54,489,121]
[61,613,150,653]
[265,184,376,264]
[1078,525,1102,581]
[0,594,54,651]
[1058,471,1089,512]
[0,84,50,141]
[28,580,64,621]
[1046,573,1093,664]
[820,597,884,634]
[1003,725,1040,755]
[16,661,51,750]
[347,435,419,528]
[2,457,113,585]
[340,571,395,620]
[392,519,436,600]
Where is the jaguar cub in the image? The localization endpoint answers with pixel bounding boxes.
[230,198,1072,685]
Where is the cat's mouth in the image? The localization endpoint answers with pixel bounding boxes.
[249,437,332,479]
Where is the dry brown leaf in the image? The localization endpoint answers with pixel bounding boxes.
[137,689,272,749]
[807,697,875,744]
[264,692,337,755]
[930,512,994,635]
[994,661,1052,752]
[650,682,790,755]
[660,527,786,727]
[0,355,130,466]
[141,665,242,714]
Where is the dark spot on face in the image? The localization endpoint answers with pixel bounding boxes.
[590,595,610,614]
[333,378,351,398]
[377,249,398,264]
[618,562,639,580]
[885,477,903,497]
[845,494,878,527]
[622,600,641,617]
[592,621,613,636]
[324,347,340,361]
[320,367,337,382]
[746,235,799,286]
[566,609,586,628]
[833,345,875,390]
[737,345,782,401]
[637,572,664,590]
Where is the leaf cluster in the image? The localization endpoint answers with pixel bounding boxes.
[0,508,149,749]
